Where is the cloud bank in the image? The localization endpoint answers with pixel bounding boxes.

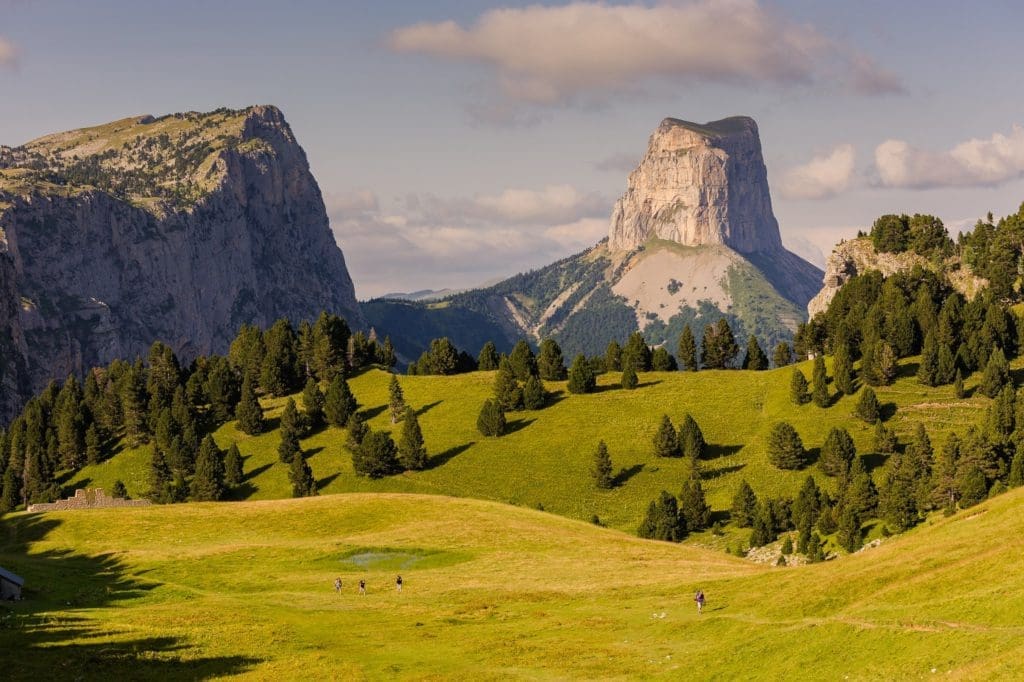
[874,125,1024,189]
[779,144,856,200]
[389,0,903,107]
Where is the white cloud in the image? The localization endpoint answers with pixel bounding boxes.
[0,38,18,68]
[594,152,640,173]
[779,144,856,200]
[874,124,1024,189]
[388,1,903,107]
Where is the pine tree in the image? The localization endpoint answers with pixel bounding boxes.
[637,491,684,541]
[235,373,264,435]
[324,374,357,427]
[224,443,244,488]
[205,357,240,423]
[622,332,653,371]
[261,319,301,396]
[567,355,596,394]
[930,432,959,510]
[521,375,547,409]
[833,342,854,395]
[0,467,19,513]
[953,368,965,399]
[749,501,776,547]
[310,311,350,381]
[842,456,878,518]
[388,374,406,424]
[301,378,325,430]
[604,341,622,372]
[493,357,523,410]
[620,362,639,390]
[955,462,987,507]
[509,340,539,380]
[477,399,506,437]
[741,335,769,370]
[591,441,614,489]
[289,451,317,497]
[873,419,897,454]
[537,339,567,380]
[790,368,810,405]
[191,435,225,501]
[477,341,500,371]
[980,346,1010,398]
[854,387,880,423]
[767,422,805,470]
[653,414,681,458]
[397,407,428,471]
[730,479,758,527]
[678,473,711,532]
[677,325,698,371]
[819,427,856,477]
[773,342,793,368]
[701,319,739,369]
[146,448,173,504]
[111,480,128,499]
[837,505,862,552]
[917,331,940,386]
[811,355,830,407]
[651,347,677,371]
[807,532,826,562]
[936,343,957,385]
[1008,448,1024,488]
[278,398,302,464]
[780,535,794,555]
[85,423,102,465]
[345,412,368,450]
[678,413,705,460]
[352,430,400,478]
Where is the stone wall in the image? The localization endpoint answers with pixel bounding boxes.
[27,488,151,513]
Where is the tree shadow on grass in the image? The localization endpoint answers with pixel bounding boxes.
[317,472,340,490]
[860,452,889,472]
[636,379,664,389]
[702,463,746,480]
[803,447,821,468]
[416,400,443,416]
[898,360,920,379]
[880,402,899,421]
[704,444,742,460]
[426,442,474,470]
[505,418,535,434]
[304,446,325,458]
[0,515,260,679]
[359,405,387,421]
[242,461,274,482]
[612,464,644,487]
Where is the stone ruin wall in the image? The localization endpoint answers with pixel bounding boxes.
[27,488,151,513]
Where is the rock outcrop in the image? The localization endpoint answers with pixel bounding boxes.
[0,105,362,422]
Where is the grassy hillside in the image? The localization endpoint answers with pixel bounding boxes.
[2,490,1023,679]
[66,355,994,536]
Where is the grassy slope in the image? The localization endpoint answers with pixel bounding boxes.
[67,356,992,536]
[2,490,1023,679]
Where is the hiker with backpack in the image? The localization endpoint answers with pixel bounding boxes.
[694,589,706,614]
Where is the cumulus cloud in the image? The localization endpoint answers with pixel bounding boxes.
[594,152,640,173]
[0,38,18,68]
[779,144,856,200]
[388,1,903,107]
[874,125,1024,189]
[328,185,611,297]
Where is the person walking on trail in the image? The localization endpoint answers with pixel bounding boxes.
[694,589,706,614]
[396,575,403,593]
[359,579,366,595]
[334,577,342,593]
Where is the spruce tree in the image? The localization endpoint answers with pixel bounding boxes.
[678,413,705,460]
[261,319,301,397]
[324,374,357,427]
[622,332,653,371]
[85,424,101,465]
[980,346,1010,398]
[678,473,711,532]
[842,456,878,518]
[917,332,940,386]
[637,491,683,541]
[111,480,128,500]
[955,462,987,507]
[191,435,225,501]
[651,347,677,371]
[833,343,854,395]
[767,422,805,470]
[509,340,539,380]
[780,535,793,555]
[930,433,959,510]
[493,357,523,410]
[521,375,547,409]
[749,501,775,547]
[397,407,428,471]
[837,505,862,552]
[790,368,810,405]
[477,341,500,371]
[591,441,614,489]
[537,339,567,380]
[477,399,507,437]
[819,427,856,477]
[388,374,406,424]
[953,368,965,399]
[873,419,897,454]
[0,467,19,513]
[620,362,639,390]
[854,387,880,423]
[146,448,173,504]
[302,378,325,430]
[653,414,681,458]
[773,342,793,368]
[677,325,698,371]
[278,398,302,464]
[741,335,769,370]
[604,341,622,372]
[811,355,829,407]
[701,319,739,369]
[730,479,758,527]
[352,430,400,478]
[567,355,596,394]
[289,451,317,497]
[345,412,368,450]
[936,343,957,385]
[235,373,264,435]
[874,341,898,386]
[224,443,244,488]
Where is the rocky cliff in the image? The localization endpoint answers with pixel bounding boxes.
[0,105,362,422]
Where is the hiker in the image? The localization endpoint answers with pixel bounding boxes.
[334,577,342,593]
[359,579,366,595]
[694,589,706,615]
[396,575,403,593]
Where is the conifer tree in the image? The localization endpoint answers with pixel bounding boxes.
[872,419,897,454]
[204,357,240,423]
[120,361,149,446]
[146,448,173,504]
[773,342,793,368]
[701,319,739,369]
[224,443,244,488]
[767,422,805,470]
[324,374,357,427]
[651,347,677,371]
[604,341,622,372]
[955,462,987,507]
[278,398,302,464]
[917,331,940,386]
[980,346,1010,398]
[854,387,880,423]
[0,467,18,513]
[1007,448,1024,488]
[477,399,506,437]
[953,368,965,399]
[352,430,400,478]
[591,441,614,489]
[477,341,500,371]
[653,414,681,458]
[261,319,301,396]
[302,378,325,430]
[537,339,567,380]
[310,311,350,381]
[837,505,862,552]
[388,374,406,424]
[567,354,596,394]
[235,373,264,435]
[622,332,653,371]
[833,342,854,395]
[790,368,810,405]
[678,413,706,460]
[936,343,957,385]
[509,340,539,380]
[493,357,523,410]
[85,423,101,465]
[345,412,368,450]
[678,472,711,532]
[811,355,829,407]
[289,451,317,497]
[637,491,684,541]
[730,479,758,527]
[191,435,225,501]
[620,362,639,390]
[397,407,428,471]
[930,433,959,510]
[677,325,698,371]
[842,457,878,518]
[521,375,547,409]
[780,536,793,555]
[819,427,856,477]
[741,335,769,370]
[111,480,128,500]
[749,501,775,547]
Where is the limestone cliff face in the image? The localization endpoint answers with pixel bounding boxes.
[609,117,784,254]
[0,105,362,421]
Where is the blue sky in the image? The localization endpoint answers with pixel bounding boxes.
[3,1,1024,297]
